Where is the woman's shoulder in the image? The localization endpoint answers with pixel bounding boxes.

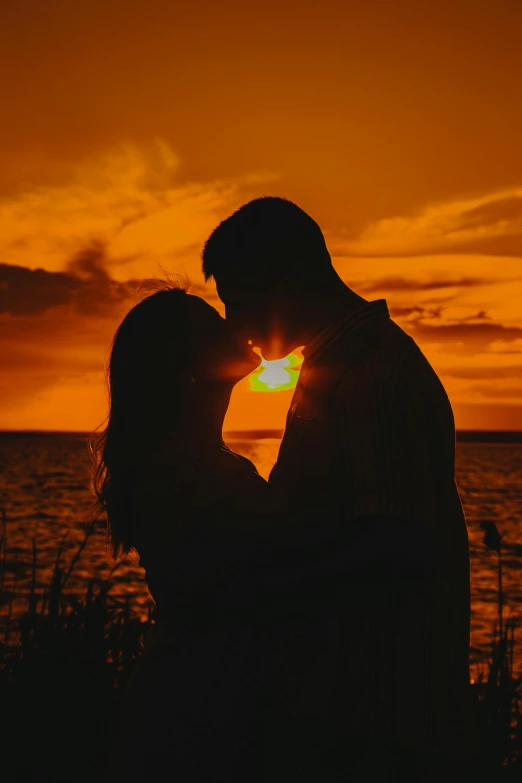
[193,445,267,509]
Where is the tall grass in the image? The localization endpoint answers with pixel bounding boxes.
[470,521,522,778]
[0,509,154,782]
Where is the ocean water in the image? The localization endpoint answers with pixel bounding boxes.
[1,431,521,676]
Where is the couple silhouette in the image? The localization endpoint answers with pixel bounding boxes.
[93,197,475,782]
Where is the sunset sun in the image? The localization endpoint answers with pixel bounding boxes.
[249,352,303,393]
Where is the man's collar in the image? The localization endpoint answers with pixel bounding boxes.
[302,299,390,365]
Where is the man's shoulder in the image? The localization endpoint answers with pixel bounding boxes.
[331,318,442,398]
[329,317,411,375]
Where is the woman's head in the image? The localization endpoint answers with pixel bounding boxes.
[91,282,259,558]
[106,285,257,427]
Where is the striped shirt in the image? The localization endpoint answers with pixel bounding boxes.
[266,298,475,769]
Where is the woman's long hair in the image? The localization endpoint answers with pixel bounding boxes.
[91,282,191,560]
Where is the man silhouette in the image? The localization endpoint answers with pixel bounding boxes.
[202,197,475,781]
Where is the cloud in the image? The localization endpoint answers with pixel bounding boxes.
[457,197,522,231]
[452,310,489,322]
[0,305,110,416]
[0,139,279,281]
[0,239,222,321]
[0,264,82,316]
[451,403,522,430]
[406,318,522,355]
[389,305,443,319]
[0,243,131,317]
[440,365,522,380]
[358,275,495,293]
[334,188,522,258]
[468,385,522,400]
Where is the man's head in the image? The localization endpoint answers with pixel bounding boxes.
[201,196,337,359]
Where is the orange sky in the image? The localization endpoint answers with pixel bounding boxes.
[1,0,522,432]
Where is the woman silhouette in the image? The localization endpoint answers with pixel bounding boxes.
[92,283,280,782]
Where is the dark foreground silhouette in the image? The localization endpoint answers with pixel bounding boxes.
[0,511,520,781]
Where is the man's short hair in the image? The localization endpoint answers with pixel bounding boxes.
[201,196,332,289]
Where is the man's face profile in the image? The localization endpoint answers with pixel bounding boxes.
[216,279,296,361]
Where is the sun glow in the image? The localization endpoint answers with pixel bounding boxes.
[249,352,303,393]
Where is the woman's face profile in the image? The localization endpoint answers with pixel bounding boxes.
[185,295,261,384]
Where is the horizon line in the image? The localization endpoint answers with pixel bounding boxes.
[1,427,522,440]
